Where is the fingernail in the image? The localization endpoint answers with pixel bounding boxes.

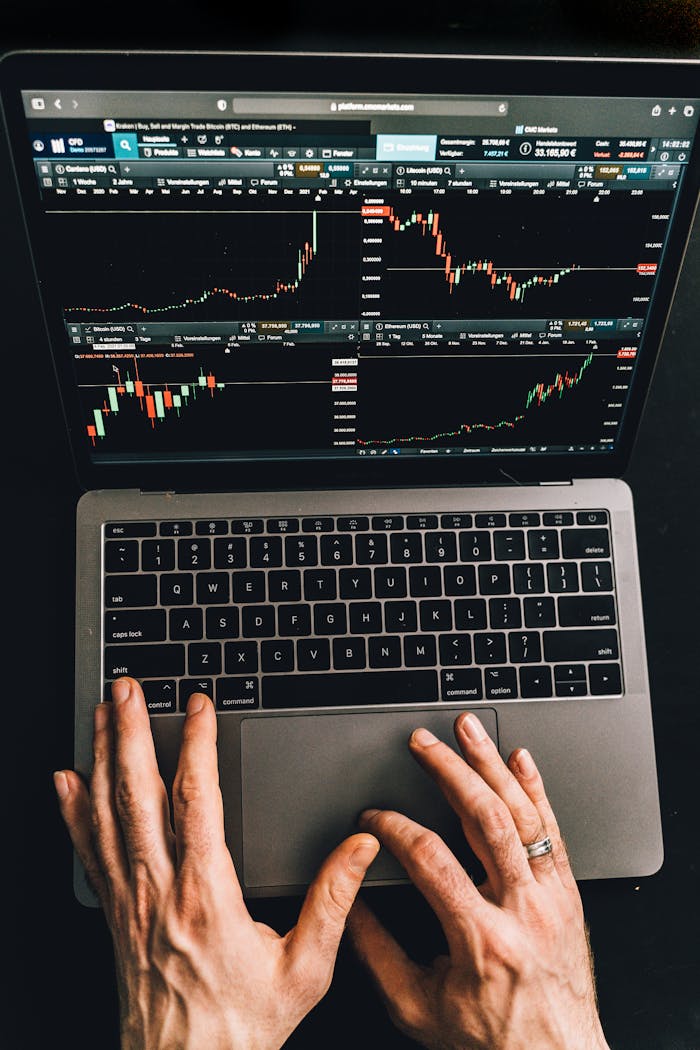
[459,713,487,742]
[349,838,380,874]
[53,771,70,800]
[412,727,438,747]
[515,748,537,776]
[187,692,207,715]
[111,678,132,706]
[358,808,380,823]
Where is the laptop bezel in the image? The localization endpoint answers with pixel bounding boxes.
[2,47,699,494]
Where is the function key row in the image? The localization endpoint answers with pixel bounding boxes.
[105,510,609,539]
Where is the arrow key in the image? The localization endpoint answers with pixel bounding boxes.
[589,662,622,696]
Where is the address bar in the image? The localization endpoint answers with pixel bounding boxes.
[231,98,508,117]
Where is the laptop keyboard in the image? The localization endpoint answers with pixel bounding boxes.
[102,510,623,713]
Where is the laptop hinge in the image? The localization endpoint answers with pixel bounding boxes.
[539,480,573,486]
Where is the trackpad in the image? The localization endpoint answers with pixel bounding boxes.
[240,707,498,890]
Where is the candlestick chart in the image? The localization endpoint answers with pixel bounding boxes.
[78,349,336,453]
[372,190,666,320]
[59,208,359,322]
[356,349,621,450]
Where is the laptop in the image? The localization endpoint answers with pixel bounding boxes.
[2,49,698,906]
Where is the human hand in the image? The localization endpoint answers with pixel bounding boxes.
[347,712,610,1050]
[53,677,379,1050]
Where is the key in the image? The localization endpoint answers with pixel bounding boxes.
[440,668,482,700]
[262,670,438,707]
[493,531,525,560]
[589,663,623,695]
[169,608,203,640]
[224,641,259,673]
[104,539,139,572]
[297,639,331,670]
[177,538,211,570]
[543,629,619,662]
[403,635,437,666]
[484,667,518,699]
[474,632,507,664]
[390,533,423,563]
[188,643,221,676]
[104,609,166,643]
[141,679,177,713]
[558,595,616,627]
[581,562,614,592]
[141,539,175,571]
[332,637,367,669]
[368,636,402,668]
[105,643,185,679]
[179,678,214,710]
[216,677,259,709]
[314,603,348,635]
[438,633,472,665]
[561,528,610,559]
[104,574,157,608]
[261,640,295,673]
[519,666,553,698]
[355,534,388,565]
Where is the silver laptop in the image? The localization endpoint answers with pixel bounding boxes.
[2,49,698,905]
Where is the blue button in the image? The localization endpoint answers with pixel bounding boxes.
[376,135,437,161]
[624,165,651,179]
[112,133,138,157]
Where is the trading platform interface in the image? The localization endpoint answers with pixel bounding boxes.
[20,88,700,465]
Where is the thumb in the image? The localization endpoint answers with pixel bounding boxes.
[285,833,380,983]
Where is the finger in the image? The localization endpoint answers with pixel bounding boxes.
[172,693,238,880]
[54,768,109,905]
[357,807,488,958]
[454,713,556,880]
[508,747,577,890]
[346,895,431,1040]
[408,727,534,897]
[110,677,174,878]
[89,700,129,888]
[285,833,380,990]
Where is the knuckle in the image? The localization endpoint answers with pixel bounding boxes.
[172,770,203,807]
[410,829,446,868]
[323,877,354,920]
[113,778,160,857]
[475,793,512,835]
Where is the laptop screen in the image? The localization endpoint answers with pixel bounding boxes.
[3,52,700,488]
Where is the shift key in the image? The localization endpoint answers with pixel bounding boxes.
[544,629,618,662]
[105,643,185,679]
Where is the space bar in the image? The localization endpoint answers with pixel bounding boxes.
[262,670,438,708]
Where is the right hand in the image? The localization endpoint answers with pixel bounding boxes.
[347,711,610,1050]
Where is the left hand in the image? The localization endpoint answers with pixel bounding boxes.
[53,676,380,1050]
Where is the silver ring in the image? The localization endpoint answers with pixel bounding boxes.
[524,835,553,859]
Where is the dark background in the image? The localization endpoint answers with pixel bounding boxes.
[3,3,699,1048]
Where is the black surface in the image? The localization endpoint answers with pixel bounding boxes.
[4,7,700,1049]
